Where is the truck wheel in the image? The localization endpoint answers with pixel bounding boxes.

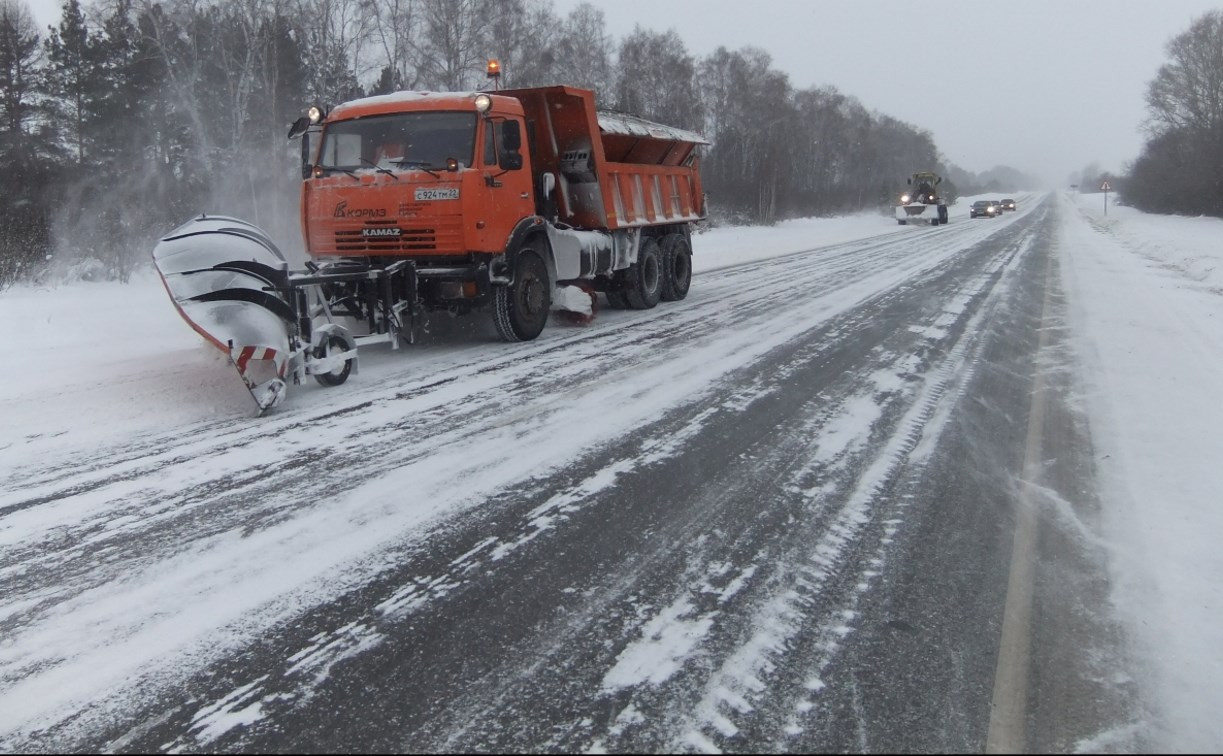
[897,219,907,225]
[493,247,551,342]
[660,235,692,301]
[624,237,663,310]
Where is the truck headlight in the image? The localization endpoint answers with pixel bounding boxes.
[901,194,911,203]
[307,105,326,124]
[474,94,492,113]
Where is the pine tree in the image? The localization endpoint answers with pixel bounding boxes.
[0,0,39,145]
[0,0,57,287]
[43,0,100,164]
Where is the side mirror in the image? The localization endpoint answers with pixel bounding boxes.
[288,116,309,140]
[300,133,312,179]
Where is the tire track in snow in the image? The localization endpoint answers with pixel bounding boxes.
[296,212,1050,753]
[570,220,1041,754]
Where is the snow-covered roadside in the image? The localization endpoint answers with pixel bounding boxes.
[1057,192,1223,750]
[0,279,257,478]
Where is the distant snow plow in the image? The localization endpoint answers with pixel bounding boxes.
[895,171,949,226]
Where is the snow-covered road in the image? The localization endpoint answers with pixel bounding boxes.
[2,192,1220,751]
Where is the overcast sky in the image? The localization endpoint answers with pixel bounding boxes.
[551,0,1219,187]
[24,0,1222,186]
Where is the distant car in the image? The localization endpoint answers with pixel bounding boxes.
[970,200,998,218]
[1000,198,1016,211]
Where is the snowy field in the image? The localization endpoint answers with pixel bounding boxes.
[1055,192,1223,751]
[2,191,1221,749]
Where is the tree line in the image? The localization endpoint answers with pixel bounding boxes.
[0,0,954,287]
[1123,10,1223,216]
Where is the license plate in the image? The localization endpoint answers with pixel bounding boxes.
[414,188,459,201]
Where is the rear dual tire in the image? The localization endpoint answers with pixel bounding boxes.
[660,234,692,301]
[606,234,691,308]
[624,238,664,310]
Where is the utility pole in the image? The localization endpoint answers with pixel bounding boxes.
[1101,180,1111,216]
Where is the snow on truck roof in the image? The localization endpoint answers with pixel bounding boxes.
[596,111,709,146]
[328,91,487,119]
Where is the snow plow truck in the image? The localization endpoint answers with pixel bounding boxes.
[152,85,708,413]
[895,171,949,226]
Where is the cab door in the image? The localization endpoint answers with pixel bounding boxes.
[472,116,534,252]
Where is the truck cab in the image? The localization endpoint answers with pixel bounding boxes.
[300,92,534,281]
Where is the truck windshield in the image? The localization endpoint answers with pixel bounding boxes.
[319,112,476,172]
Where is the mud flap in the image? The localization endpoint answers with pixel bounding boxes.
[152,215,298,413]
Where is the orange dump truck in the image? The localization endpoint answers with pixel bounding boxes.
[152,85,708,411]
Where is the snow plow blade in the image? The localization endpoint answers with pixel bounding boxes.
[894,202,948,226]
[896,204,936,222]
[152,215,296,413]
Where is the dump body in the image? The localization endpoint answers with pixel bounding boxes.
[499,85,706,232]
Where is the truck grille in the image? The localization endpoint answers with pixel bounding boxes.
[331,219,463,255]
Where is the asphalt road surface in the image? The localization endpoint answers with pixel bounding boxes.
[1,196,1141,752]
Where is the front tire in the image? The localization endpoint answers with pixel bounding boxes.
[493,247,551,342]
[624,237,664,310]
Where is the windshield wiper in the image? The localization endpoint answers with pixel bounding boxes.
[359,156,399,181]
[317,165,360,181]
[391,159,441,178]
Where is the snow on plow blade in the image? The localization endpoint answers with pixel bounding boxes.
[153,215,296,413]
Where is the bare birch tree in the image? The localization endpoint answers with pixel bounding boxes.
[366,0,421,91]
[414,0,489,91]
